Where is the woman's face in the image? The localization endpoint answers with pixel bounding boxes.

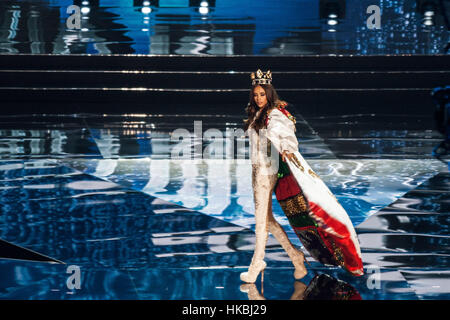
[253,85,268,108]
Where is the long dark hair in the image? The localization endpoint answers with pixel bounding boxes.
[243,84,286,133]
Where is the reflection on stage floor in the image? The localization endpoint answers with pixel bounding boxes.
[0,113,448,300]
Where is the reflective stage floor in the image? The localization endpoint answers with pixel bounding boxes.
[0,112,449,300]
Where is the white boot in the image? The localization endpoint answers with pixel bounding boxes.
[268,211,308,280]
[241,166,274,283]
[240,259,267,283]
[240,209,269,283]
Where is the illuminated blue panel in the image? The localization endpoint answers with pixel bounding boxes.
[159,0,189,7]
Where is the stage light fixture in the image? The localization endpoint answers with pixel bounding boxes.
[328,19,338,25]
[199,6,209,14]
[320,1,346,27]
[74,0,98,6]
[134,0,155,7]
[141,0,152,15]
[416,0,440,26]
[423,17,434,25]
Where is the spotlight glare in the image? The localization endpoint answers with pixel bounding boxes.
[422,16,434,26]
[327,19,338,26]
[81,7,90,14]
[141,7,151,14]
[328,13,338,19]
[200,1,209,7]
[424,10,434,17]
[199,6,209,14]
[143,1,151,5]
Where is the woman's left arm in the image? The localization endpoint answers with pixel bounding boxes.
[266,109,298,161]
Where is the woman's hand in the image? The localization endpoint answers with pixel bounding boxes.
[281,150,294,162]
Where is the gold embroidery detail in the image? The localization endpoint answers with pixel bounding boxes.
[330,240,346,267]
[279,193,309,216]
[291,154,304,172]
[308,168,320,179]
[251,164,278,223]
[266,140,271,158]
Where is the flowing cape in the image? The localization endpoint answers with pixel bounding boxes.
[267,107,364,276]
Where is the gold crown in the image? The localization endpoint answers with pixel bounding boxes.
[251,69,272,85]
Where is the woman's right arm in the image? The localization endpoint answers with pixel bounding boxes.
[266,108,299,156]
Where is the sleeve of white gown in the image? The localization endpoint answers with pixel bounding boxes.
[266,108,299,154]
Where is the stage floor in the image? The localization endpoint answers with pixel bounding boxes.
[0,112,448,300]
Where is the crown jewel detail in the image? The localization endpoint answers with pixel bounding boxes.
[251,69,272,85]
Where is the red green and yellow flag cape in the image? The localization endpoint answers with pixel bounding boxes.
[267,106,364,276]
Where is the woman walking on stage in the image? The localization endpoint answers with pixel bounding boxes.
[241,69,364,283]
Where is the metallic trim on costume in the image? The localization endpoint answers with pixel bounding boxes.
[290,154,304,172]
[308,168,320,179]
[276,104,296,124]
[279,193,309,216]
[330,240,346,268]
